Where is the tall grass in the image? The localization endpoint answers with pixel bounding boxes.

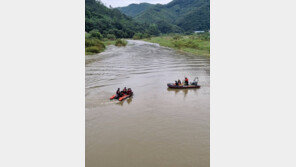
[85,37,128,55]
[133,33,151,40]
[115,39,127,46]
[143,33,210,56]
[85,38,105,55]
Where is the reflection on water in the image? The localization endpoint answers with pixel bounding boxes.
[167,88,200,98]
[127,97,133,104]
[86,40,210,167]
[115,97,133,106]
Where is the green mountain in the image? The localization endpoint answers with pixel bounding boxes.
[117,3,153,17]
[118,0,210,32]
[85,0,147,38]
[85,0,209,37]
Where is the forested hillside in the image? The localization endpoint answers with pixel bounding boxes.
[118,0,210,32]
[85,0,210,56]
[117,3,153,17]
[86,0,209,37]
[85,0,147,38]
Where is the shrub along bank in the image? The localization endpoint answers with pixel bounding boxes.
[143,33,210,56]
[85,31,128,55]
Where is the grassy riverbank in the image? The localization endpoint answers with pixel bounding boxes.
[85,30,209,56]
[143,33,210,56]
[85,31,127,55]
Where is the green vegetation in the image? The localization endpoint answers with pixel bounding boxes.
[115,39,127,46]
[85,0,210,55]
[86,0,209,37]
[86,0,149,38]
[143,33,210,56]
[133,33,151,40]
[85,38,105,55]
[106,34,116,40]
[89,29,103,39]
[102,40,116,46]
[118,0,210,33]
[86,45,104,54]
[117,3,153,17]
[85,28,130,55]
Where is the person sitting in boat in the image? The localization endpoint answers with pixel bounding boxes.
[116,88,121,98]
[185,77,189,85]
[175,81,179,86]
[122,87,127,94]
[178,79,182,85]
[127,88,133,96]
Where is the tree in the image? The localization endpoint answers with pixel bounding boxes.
[147,24,160,36]
[106,34,116,40]
[133,33,144,39]
[89,29,103,39]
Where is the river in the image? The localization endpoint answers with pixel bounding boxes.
[86,40,210,167]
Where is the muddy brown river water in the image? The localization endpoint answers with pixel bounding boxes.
[86,40,210,167]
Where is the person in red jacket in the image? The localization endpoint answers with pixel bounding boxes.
[127,88,133,96]
[185,77,189,85]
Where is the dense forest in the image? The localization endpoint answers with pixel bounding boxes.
[86,0,209,37]
[118,0,210,32]
[86,0,148,38]
[117,3,153,18]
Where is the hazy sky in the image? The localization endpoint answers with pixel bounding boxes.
[100,0,172,8]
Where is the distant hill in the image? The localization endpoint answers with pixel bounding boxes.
[85,0,147,38]
[85,0,209,36]
[117,0,210,32]
[117,3,153,17]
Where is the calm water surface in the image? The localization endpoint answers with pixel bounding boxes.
[86,40,210,167]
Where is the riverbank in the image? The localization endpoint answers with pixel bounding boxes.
[143,34,210,56]
[85,39,127,55]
